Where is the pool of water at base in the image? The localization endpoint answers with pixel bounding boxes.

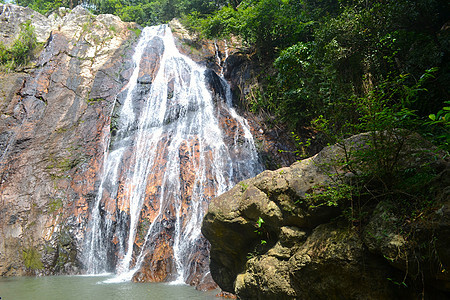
[0,274,219,300]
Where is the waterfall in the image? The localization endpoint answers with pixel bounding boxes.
[83,25,262,283]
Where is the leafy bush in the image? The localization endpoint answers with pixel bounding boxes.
[0,20,37,70]
[426,101,450,151]
[305,67,446,233]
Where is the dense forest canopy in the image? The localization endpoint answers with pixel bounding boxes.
[12,0,234,24]
[8,0,450,150]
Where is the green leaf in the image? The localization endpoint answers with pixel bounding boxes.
[257,217,264,228]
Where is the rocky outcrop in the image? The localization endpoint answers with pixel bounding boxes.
[0,4,139,276]
[202,133,450,299]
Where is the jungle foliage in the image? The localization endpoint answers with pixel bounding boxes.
[13,0,233,25]
[185,0,449,152]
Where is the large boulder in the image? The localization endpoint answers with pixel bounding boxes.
[202,133,450,299]
[235,223,409,300]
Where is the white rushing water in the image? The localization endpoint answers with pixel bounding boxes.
[83,25,262,283]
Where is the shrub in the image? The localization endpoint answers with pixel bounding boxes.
[0,20,37,70]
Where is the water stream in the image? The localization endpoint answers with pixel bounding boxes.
[83,25,262,283]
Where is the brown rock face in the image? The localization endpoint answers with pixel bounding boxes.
[169,19,241,76]
[0,4,138,276]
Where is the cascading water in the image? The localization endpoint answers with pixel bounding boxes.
[83,25,262,284]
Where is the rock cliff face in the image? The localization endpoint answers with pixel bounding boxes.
[202,133,450,299]
[0,4,139,276]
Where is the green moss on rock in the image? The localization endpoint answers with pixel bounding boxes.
[22,247,43,270]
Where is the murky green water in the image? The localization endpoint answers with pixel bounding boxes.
[0,275,218,300]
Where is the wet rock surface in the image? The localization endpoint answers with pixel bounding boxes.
[227,59,306,170]
[169,19,241,75]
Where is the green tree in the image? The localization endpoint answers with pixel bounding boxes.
[15,0,83,13]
